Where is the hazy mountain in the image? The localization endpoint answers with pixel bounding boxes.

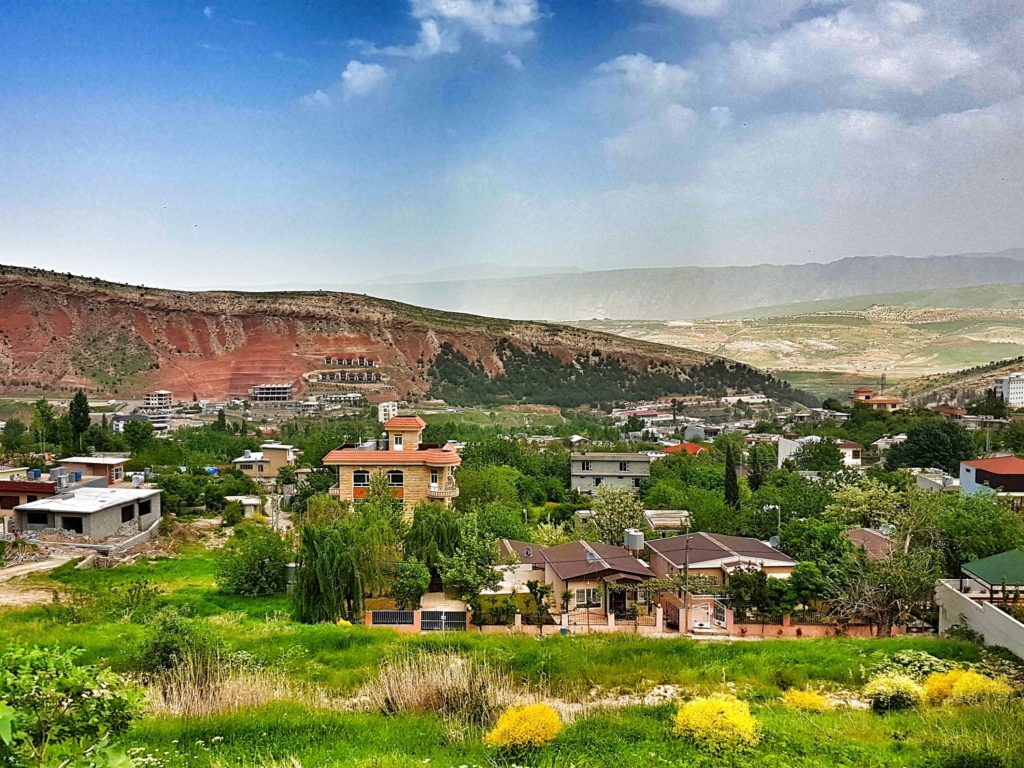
[357,249,1024,321]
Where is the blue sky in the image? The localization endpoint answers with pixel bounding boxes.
[1,1,1023,288]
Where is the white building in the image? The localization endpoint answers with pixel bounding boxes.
[993,372,1024,406]
[777,435,861,468]
[142,390,173,409]
[378,401,400,423]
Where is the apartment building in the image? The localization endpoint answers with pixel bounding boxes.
[249,383,293,402]
[993,372,1024,407]
[570,452,651,495]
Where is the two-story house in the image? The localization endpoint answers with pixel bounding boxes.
[570,452,651,495]
[231,442,300,481]
[322,416,460,519]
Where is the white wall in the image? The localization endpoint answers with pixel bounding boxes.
[935,580,1024,660]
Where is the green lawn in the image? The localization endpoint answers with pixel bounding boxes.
[3,546,1021,767]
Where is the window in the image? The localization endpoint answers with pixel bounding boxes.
[393,434,404,449]
[121,505,135,523]
[26,512,48,526]
[61,516,84,534]
[240,463,253,471]
[138,500,152,517]
[0,496,18,511]
[575,588,601,608]
[593,477,602,487]
[353,470,371,487]
[633,477,642,488]
[386,470,404,487]
[430,469,439,487]
[619,461,629,472]
[581,460,592,472]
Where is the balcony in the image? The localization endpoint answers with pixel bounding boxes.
[426,482,459,500]
[329,485,342,499]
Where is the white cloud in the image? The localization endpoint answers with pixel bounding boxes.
[360,0,540,60]
[709,105,732,128]
[341,61,394,99]
[645,0,821,30]
[503,51,524,69]
[596,54,696,103]
[299,89,332,108]
[202,5,215,20]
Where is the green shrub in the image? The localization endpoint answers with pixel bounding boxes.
[216,525,291,596]
[392,561,431,609]
[875,650,952,680]
[135,612,222,673]
[103,577,162,622]
[0,644,142,765]
[863,672,924,712]
[221,500,245,527]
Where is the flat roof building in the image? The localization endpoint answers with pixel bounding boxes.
[14,487,161,539]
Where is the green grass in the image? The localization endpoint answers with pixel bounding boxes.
[3,546,1020,767]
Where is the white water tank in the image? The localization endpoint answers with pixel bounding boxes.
[624,528,645,552]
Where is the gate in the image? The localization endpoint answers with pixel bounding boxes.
[370,610,415,626]
[420,610,467,632]
[713,600,728,628]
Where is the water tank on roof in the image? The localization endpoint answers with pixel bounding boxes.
[624,528,645,552]
[131,473,144,488]
[32,469,41,479]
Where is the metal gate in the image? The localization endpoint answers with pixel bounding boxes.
[420,610,467,631]
[713,601,727,628]
[371,610,415,626]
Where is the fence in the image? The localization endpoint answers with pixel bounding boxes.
[364,608,470,633]
[421,610,467,632]
[370,610,415,626]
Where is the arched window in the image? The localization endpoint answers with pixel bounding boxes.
[353,470,370,487]
[386,470,404,487]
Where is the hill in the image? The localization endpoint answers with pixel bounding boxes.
[577,306,1024,399]
[0,265,810,406]
[710,282,1024,320]
[897,355,1024,404]
[358,249,1024,321]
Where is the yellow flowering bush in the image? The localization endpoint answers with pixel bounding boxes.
[782,688,833,712]
[924,669,967,705]
[946,671,1013,706]
[483,703,563,750]
[862,672,924,712]
[673,694,760,752]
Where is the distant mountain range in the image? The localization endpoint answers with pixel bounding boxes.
[354,249,1024,321]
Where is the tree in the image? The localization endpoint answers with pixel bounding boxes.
[622,415,646,434]
[587,485,645,545]
[476,501,529,541]
[824,479,906,528]
[789,439,843,473]
[455,465,523,510]
[789,561,826,607]
[216,524,292,595]
[392,561,431,609]
[405,502,461,577]
[0,419,27,455]
[527,579,554,637]
[747,443,774,492]
[777,518,853,579]
[439,512,505,604]
[213,408,228,431]
[30,399,57,447]
[277,465,297,488]
[68,389,91,451]
[885,420,974,474]
[290,469,337,516]
[724,444,740,509]
[968,390,1010,419]
[122,419,155,453]
[827,548,938,636]
[293,518,365,623]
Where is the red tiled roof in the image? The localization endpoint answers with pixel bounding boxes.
[541,541,654,582]
[647,532,796,568]
[844,528,895,561]
[962,456,1024,475]
[322,447,460,467]
[663,442,706,456]
[384,416,427,430]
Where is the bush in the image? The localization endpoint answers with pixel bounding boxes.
[103,577,162,622]
[361,650,518,726]
[946,671,1013,706]
[392,561,431,609]
[136,612,222,674]
[782,688,833,712]
[673,694,760,752]
[216,525,291,596]
[484,703,563,750]
[875,650,952,680]
[221,500,245,527]
[0,644,142,765]
[863,672,924,712]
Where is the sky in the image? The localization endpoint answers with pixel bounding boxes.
[1,0,1023,288]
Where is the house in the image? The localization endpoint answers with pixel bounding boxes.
[936,405,967,419]
[993,373,1024,407]
[0,467,113,532]
[487,539,549,597]
[871,434,907,453]
[684,424,724,441]
[570,452,651,495]
[849,386,902,412]
[14,487,161,539]
[915,468,959,493]
[642,509,691,534]
[662,442,706,457]
[224,495,263,517]
[844,527,895,561]
[322,415,461,519]
[960,549,1024,601]
[540,541,654,614]
[231,442,299,481]
[777,436,861,469]
[646,532,796,583]
[960,456,1024,496]
[142,390,173,410]
[58,456,129,485]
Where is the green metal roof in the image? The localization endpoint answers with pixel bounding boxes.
[962,549,1024,587]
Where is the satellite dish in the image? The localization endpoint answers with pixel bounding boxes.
[879,524,896,536]
[768,536,781,549]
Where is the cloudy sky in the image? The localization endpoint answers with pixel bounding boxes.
[1,1,1022,287]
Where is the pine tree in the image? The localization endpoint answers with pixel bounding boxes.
[724,444,740,509]
[68,390,91,451]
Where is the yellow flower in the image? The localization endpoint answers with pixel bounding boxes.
[484,703,562,750]
[782,688,833,712]
[863,672,924,712]
[946,671,1013,706]
[673,694,760,752]
[923,669,966,705]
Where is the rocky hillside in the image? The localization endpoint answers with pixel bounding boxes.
[0,265,810,406]
[899,355,1024,405]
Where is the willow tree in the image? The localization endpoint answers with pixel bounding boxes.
[405,501,462,577]
[353,473,406,596]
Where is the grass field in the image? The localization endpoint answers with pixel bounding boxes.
[3,543,1022,767]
